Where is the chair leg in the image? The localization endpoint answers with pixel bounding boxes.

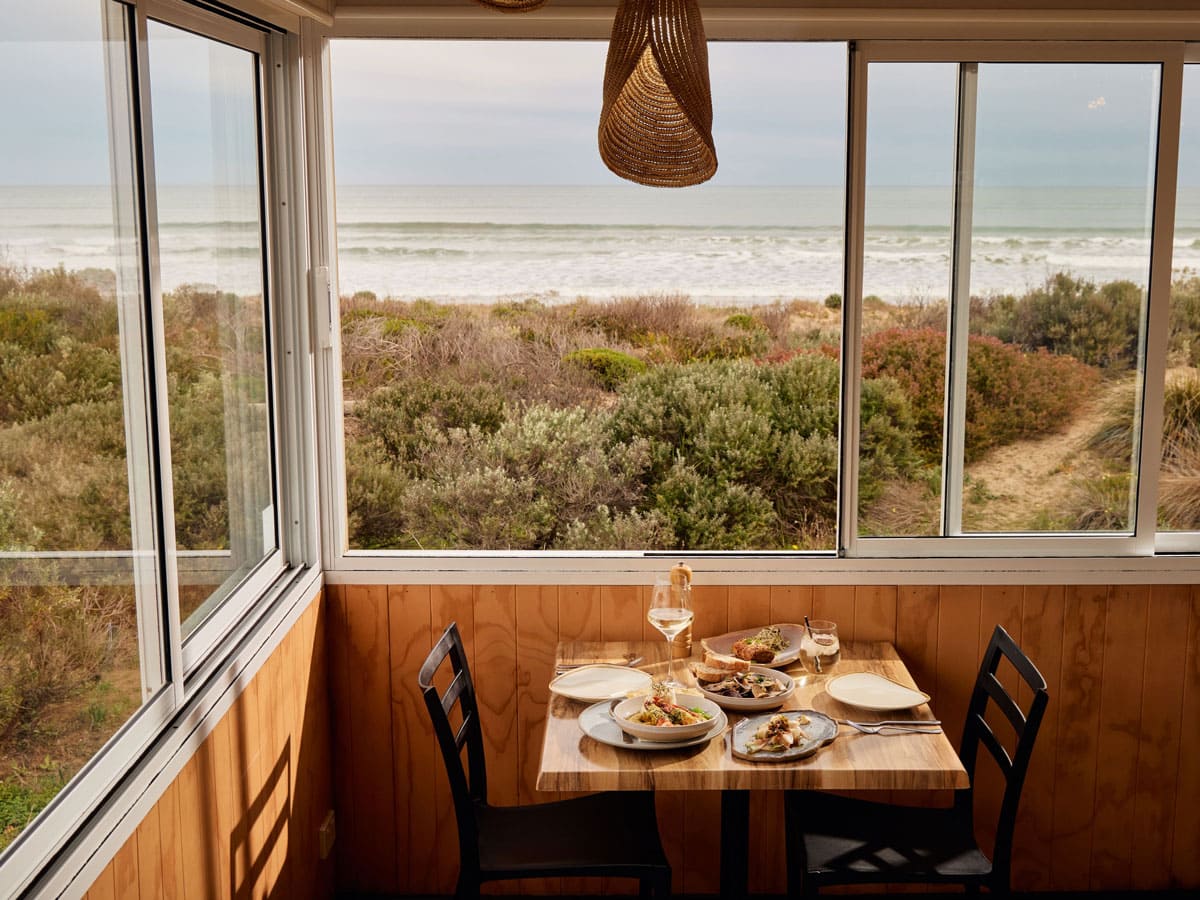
[639,876,652,898]
[454,872,479,899]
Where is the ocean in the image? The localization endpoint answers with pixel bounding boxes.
[3,184,1200,304]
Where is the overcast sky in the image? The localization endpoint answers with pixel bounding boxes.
[2,0,1199,187]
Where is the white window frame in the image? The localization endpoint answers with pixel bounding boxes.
[0,0,317,891]
[309,12,1200,583]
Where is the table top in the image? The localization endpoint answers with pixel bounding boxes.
[537,640,969,792]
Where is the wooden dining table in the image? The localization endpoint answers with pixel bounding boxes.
[537,638,969,896]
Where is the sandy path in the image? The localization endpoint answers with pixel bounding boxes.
[962,377,1135,531]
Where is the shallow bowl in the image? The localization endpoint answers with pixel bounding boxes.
[697,666,795,711]
[612,695,723,742]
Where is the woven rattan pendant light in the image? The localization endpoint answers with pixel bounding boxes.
[471,0,547,11]
[599,0,717,187]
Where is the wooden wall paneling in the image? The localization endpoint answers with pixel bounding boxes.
[111,832,139,899]
[158,778,186,899]
[1089,584,1150,889]
[1012,585,1065,891]
[515,585,561,895]
[934,586,982,750]
[204,715,235,900]
[727,585,771,632]
[1049,584,1107,891]
[430,585,476,894]
[175,754,213,900]
[1130,584,1191,889]
[602,584,644,643]
[1171,586,1200,887]
[854,585,897,643]
[282,607,308,893]
[343,584,398,892]
[254,627,287,896]
[301,599,336,898]
[134,803,163,900]
[325,584,356,892]
[387,584,438,895]
[769,584,814,628]
[680,584,727,895]
[892,585,943,814]
[228,672,262,897]
[553,586,601,896]
[813,585,856,639]
[973,585,1023,860]
[87,859,116,900]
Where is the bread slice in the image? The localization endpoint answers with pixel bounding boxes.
[702,652,750,672]
[689,662,731,683]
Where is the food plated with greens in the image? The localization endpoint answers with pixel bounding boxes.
[701,623,807,668]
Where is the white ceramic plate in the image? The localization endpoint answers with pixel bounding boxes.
[549,664,652,703]
[731,710,838,762]
[700,624,806,668]
[579,701,727,751]
[696,666,795,712]
[826,672,931,712]
[613,695,724,742]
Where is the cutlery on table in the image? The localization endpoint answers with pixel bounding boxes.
[555,655,643,674]
[840,724,940,734]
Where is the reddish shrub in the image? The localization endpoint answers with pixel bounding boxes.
[862,328,1100,462]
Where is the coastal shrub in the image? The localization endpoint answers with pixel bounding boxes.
[354,378,505,467]
[976,273,1142,370]
[345,441,412,549]
[650,461,778,549]
[395,406,651,549]
[862,327,1099,462]
[824,293,842,310]
[563,348,646,390]
[725,313,763,332]
[554,506,675,550]
[1169,275,1200,365]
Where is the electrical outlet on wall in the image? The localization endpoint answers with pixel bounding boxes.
[318,810,336,860]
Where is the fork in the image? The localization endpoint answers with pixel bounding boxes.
[839,719,942,735]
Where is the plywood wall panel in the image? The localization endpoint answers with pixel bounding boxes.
[1090,584,1149,890]
[322,580,1199,896]
[1130,584,1191,890]
[83,596,333,900]
[1171,586,1200,887]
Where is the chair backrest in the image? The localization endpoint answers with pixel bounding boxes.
[955,624,1049,882]
[418,622,488,871]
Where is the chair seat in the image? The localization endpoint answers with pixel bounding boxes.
[785,791,992,885]
[476,790,668,879]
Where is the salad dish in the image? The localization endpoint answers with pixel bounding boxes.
[731,710,838,762]
[694,665,795,711]
[613,693,723,742]
[702,624,806,668]
[578,701,726,751]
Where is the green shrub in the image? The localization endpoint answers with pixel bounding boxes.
[824,293,842,311]
[563,348,647,390]
[1168,275,1200,365]
[975,272,1143,370]
[725,312,763,332]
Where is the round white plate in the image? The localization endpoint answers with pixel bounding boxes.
[731,710,837,762]
[579,701,727,751]
[697,666,795,712]
[826,672,931,712]
[700,624,806,668]
[549,664,653,703]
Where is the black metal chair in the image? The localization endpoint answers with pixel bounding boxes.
[418,622,672,899]
[783,624,1049,897]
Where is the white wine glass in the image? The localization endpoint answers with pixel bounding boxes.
[647,576,693,687]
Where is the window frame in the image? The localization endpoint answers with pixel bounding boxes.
[0,0,315,891]
[311,19,1200,579]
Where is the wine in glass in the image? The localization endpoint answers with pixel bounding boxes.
[648,576,693,687]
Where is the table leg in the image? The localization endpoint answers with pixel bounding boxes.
[720,789,750,897]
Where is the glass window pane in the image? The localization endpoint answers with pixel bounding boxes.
[961,63,1158,533]
[0,0,156,852]
[857,63,957,537]
[146,22,276,634]
[1161,63,1200,533]
[333,40,847,552]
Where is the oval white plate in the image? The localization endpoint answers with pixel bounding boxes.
[549,664,652,703]
[697,666,795,712]
[579,701,726,751]
[826,672,931,712]
[700,624,806,668]
[731,710,838,762]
